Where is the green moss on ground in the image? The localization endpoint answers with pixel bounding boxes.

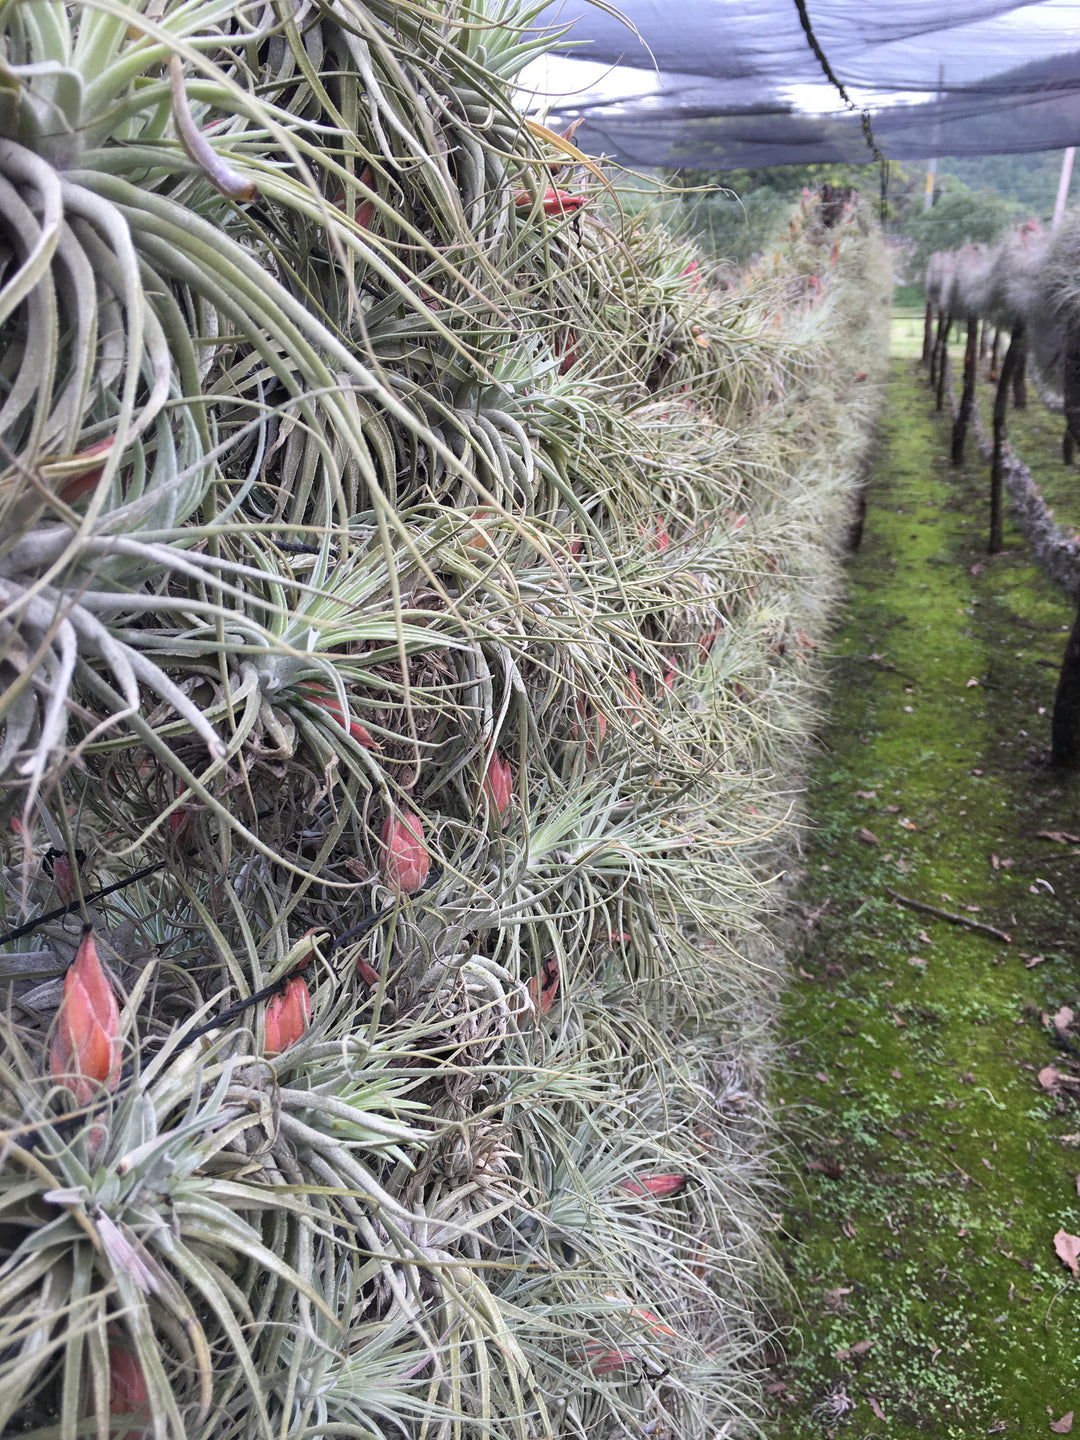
[768,352,1080,1437]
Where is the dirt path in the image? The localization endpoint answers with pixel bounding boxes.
[767,354,1080,1437]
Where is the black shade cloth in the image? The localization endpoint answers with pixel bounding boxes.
[534,0,1080,167]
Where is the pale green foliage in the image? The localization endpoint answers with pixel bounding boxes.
[0,1,890,1436]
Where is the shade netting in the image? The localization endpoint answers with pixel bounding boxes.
[533,0,1080,168]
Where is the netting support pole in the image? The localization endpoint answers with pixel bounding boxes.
[935,313,952,412]
[1051,601,1080,768]
[1051,334,1080,765]
[1012,339,1028,409]
[990,326,1023,555]
[922,300,934,366]
[951,319,978,465]
[929,306,948,389]
[978,320,988,362]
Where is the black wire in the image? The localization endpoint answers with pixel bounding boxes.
[791,0,890,220]
[0,862,166,948]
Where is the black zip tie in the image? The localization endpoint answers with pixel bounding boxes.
[0,862,166,949]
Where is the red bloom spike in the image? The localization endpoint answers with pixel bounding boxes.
[51,851,79,903]
[300,683,381,750]
[49,929,121,1107]
[264,976,311,1058]
[57,437,113,504]
[381,809,430,894]
[582,1343,637,1374]
[622,669,643,725]
[514,187,587,216]
[107,1345,149,1440]
[481,753,513,824]
[620,1173,687,1198]
[526,956,560,1015]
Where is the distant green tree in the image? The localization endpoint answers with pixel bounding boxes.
[903,180,1018,280]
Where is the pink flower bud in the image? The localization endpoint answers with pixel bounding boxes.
[481,753,513,824]
[263,976,311,1057]
[514,188,587,216]
[49,928,121,1107]
[381,810,430,893]
[51,851,79,903]
[620,1173,687,1198]
[107,1345,149,1440]
[301,683,380,749]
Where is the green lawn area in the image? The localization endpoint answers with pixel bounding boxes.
[767,355,1080,1437]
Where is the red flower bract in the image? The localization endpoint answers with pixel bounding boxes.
[620,1173,687,1198]
[481,753,513,824]
[49,928,121,1106]
[264,976,311,1058]
[513,187,586,216]
[300,682,380,750]
[381,809,430,893]
[106,1345,149,1440]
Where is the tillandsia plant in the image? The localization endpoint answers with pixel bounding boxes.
[0,0,891,1434]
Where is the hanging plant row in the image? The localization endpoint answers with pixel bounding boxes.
[924,216,1080,765]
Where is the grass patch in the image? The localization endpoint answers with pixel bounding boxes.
[768,356,1080,1437]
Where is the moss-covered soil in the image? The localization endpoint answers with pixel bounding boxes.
[767,348,1080,1437]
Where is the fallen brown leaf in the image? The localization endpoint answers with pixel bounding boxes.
[918,929,933,945]
[815,1071,830,1083]
[966,676,979,687]
[1037,830,1080,844]
[822,1286,852,1311]
[1051,1413,1074,1434]
[855,790,877,800]
[868,1396,886,1421]
[970,563,984,575]
[1038,1066,1080,1092]
[992,853,1000,870]
[798,966,816,981]
[1025,955,1047,968]
[857,828,879,845]
[841,1214,857,1238]
[1054,1006,1075,1032]
[834,1338,874,1362]
[1053,1229,1080,1279]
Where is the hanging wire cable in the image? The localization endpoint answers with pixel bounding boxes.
[792,0,890,218]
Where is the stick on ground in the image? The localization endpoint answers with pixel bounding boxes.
[884,886,1012,943]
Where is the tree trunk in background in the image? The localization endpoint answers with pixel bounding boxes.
[935,313,952,412]
[1064,427,1075,465]
[1051,602,1080,768]
[979,320,988,361]
[990,328,1023,554]
[922,301,934,366]
[989,329,1000,382]
[951,319,978,465]
[1011,340,1027,409]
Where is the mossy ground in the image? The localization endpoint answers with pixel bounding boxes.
[767,332,1080,1437]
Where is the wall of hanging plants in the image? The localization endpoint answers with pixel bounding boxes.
[0,4,890,1436]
